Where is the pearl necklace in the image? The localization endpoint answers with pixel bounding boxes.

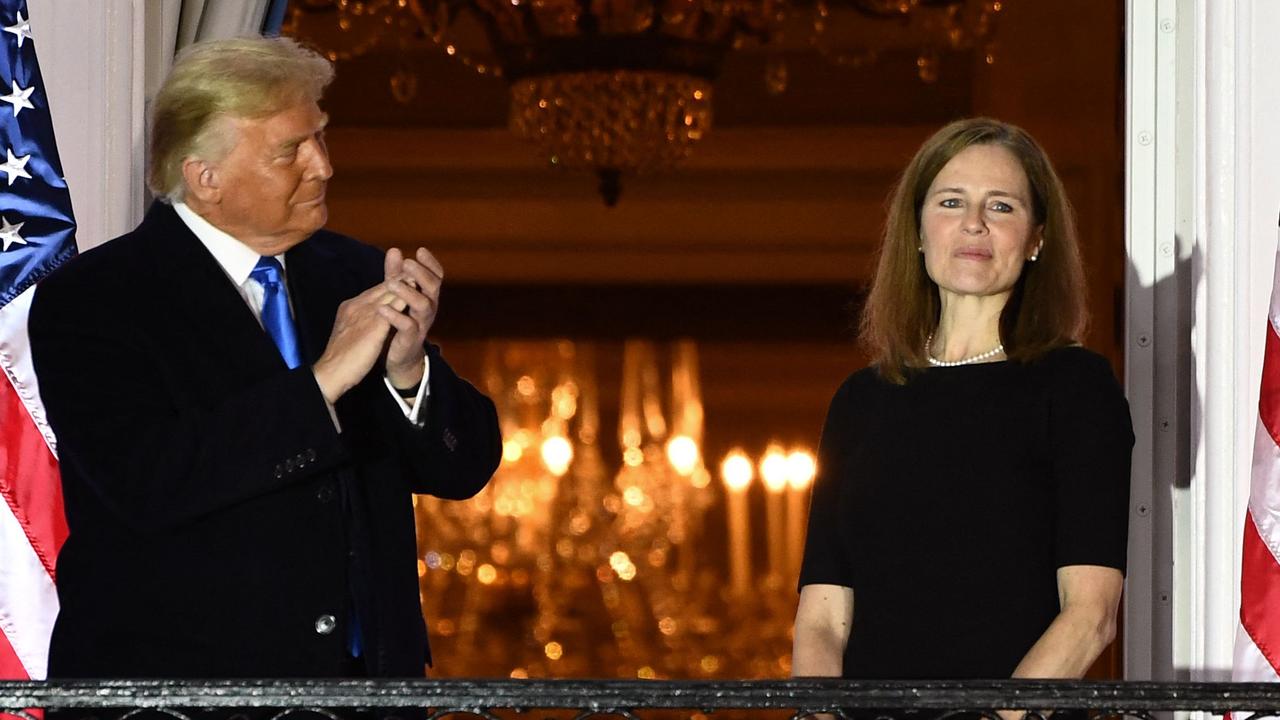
[926,333,1005,367]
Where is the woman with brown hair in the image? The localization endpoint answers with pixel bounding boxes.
[791,117,1133,680]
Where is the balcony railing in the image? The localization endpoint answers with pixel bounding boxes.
[4,680,1280,720]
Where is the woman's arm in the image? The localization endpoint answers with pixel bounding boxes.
[1011,564,1123,678]
[792,583,855,677]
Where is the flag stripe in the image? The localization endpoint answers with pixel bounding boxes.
[1237,622,1280,682]
[0,620,28,681]
[1262,315,1280,448]
[1235,245,1280,682]
[1240,510,1280,675]
[0,287,65,577]
[0,285,58,455]
[0,377,62,576]
[0,491,57,680]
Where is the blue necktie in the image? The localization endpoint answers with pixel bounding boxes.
[253,256,362,658]
[250,257,302,369]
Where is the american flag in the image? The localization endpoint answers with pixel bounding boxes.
[1234,240,1280,682]
[0,0,77,681]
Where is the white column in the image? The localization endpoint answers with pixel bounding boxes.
[1195,0,1280,682]
[1129,0,1280,683]
[1124,0,1179,682]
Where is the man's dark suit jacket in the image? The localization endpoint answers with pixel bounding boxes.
[28,202,501,678]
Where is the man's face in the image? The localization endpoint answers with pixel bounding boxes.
[207,100,332,255]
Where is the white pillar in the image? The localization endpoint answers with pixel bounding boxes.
[1124,0,1179,681]
[1127,0,1280,682]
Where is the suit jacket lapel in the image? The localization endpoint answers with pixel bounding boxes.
[139,202,289,380]
[285,236,350,366]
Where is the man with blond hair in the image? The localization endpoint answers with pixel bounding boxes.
[29,37,501,678]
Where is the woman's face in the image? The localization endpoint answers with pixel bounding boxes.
[918,143,1043,303]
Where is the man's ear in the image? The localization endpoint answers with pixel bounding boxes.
[180,157,220,205]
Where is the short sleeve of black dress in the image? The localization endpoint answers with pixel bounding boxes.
[1045,348,1134,572]
[798,374,861,590]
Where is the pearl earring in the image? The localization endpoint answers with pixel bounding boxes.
[1029,254,1038,262]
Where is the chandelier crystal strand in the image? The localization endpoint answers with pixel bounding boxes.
[412,340,807,677]
[808,0,1006,82]
[509,72,714,204]
[286,1,1006,199]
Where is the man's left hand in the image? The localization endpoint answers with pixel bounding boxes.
[379,246,442,389]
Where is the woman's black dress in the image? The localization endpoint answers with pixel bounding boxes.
[799,347,1134,679]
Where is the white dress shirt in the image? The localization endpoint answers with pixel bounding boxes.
[172,202,430,427]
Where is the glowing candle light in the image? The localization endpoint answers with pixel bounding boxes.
[785,448,817,578]
[760,445,789,580]
[721,450,754,595]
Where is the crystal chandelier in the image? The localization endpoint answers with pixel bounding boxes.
[805,0,1006,83]
[285,0,1005,204]
[412,339,819,678]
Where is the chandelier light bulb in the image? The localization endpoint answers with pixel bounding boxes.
[760,446,789,493]
[786,449,818,490]
[541,435,574,476]
[666,435,700,476]
[721,450,753,492]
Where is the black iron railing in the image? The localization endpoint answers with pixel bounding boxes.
[3,680,1280,720]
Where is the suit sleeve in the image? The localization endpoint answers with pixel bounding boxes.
[29,281,348,535]
[367,342,501,499]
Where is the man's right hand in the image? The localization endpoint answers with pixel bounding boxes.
[312,279,407,405]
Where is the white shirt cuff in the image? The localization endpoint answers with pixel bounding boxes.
[384,354,431,426]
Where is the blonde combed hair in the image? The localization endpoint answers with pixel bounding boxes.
[148,36,334,202]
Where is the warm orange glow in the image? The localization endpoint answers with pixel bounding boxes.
[666,435,699,475]
[786,450,817,490]
[515,375,534,395]
[622,485,645,507]
[540,435,573,476]
[477,563,497,584]
[721,450,753,491]
[544,641,563,660]
[456,550,476,575]
[623,447,644,467]
[760,445,789,493]
[610,550,637,581]
[502,439,523,463]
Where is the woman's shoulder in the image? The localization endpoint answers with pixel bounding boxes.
[824,365,898,417]
[1032,346,1130,415]
[1033,344,1120,384]
[835,365,891,396]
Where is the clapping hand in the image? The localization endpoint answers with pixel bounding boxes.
[312,247,443,404]
[379,247,443,390]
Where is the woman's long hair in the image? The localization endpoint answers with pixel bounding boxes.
[859,117,1088,384]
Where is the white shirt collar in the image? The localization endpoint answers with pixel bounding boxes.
[172,202,286,285]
